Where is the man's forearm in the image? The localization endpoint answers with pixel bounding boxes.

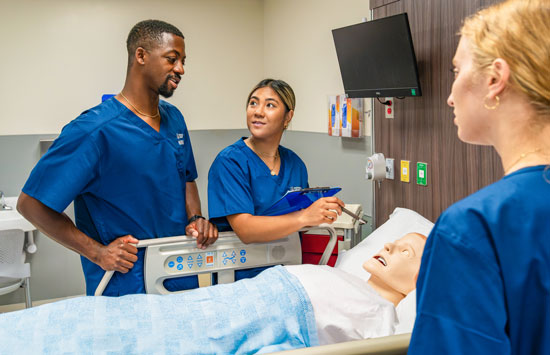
[17,192,103,263]
[185,181,203,219]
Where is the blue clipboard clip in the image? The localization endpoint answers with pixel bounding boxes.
[263,186,342,216]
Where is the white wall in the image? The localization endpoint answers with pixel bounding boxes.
[0,0,374,304]
[263,0,371,133]
[1,0,370,136]
[0,0,263,135]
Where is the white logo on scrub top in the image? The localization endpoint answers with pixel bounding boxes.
[177,133,184,145]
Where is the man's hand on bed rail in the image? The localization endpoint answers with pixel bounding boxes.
[97,235,139,273]
[186,218,219,250]
[296,197,344,227]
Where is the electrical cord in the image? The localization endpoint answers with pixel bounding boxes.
[376,96,405,105]
[376,97,391,105]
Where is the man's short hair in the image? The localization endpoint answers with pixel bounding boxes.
[126,19,184,59]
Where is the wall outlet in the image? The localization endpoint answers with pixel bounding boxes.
[385,97,394,119]
[385,158,394,179]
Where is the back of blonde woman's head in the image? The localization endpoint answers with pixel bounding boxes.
[461,0,550,119]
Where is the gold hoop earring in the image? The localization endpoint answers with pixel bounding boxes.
[484,95,500,110]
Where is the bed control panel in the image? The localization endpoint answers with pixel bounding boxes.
[164,248,253,273]
[144,232,302,294]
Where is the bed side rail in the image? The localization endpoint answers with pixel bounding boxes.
[271,333,410,355]
[94,226,338,296]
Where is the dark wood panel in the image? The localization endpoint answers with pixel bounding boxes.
[373,0,503,227]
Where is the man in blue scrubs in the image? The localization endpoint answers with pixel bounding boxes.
[17,20,218,296]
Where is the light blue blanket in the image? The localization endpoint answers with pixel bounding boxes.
[0,266,319,354]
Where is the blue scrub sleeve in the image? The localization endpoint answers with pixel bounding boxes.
[409,222,511,354]
[22,124,100,213]
[181,117,198,182]
[208,155,255,219]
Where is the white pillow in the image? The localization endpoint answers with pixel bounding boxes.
[394,289,417,334]
[334,207,434,334]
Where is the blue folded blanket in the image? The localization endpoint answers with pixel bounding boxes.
[0,266,319,354]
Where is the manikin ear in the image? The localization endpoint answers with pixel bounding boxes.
[486,58,510,100]
[135,47,147,65]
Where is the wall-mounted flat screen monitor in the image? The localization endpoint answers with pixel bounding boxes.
[332,13,422,98]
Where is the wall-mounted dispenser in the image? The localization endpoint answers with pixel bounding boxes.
[366,153,386,181]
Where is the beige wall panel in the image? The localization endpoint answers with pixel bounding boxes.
[0,0,263,135]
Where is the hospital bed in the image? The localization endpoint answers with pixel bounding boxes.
[0,207,431,354]
[95,207,432,354]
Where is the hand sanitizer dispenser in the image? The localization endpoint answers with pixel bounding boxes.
[366,153,386,181]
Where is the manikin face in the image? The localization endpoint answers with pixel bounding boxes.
[447,37,492,145]
[363,233,426,295]
[142,32,185,98]
[246,87,292,140]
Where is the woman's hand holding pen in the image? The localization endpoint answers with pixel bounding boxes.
[297,197,345,227]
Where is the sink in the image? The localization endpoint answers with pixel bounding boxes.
[0,197,36,232]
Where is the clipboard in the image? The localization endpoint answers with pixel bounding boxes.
[263,187,342,216]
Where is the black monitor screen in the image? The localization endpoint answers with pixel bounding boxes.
[332,13,421,98]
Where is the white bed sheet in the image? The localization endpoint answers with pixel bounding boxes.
[285,264,397,345]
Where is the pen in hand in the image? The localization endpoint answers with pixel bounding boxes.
[341,207,369,225]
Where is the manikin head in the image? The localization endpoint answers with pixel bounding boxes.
[363,232,427,306]
[126,20,186,98]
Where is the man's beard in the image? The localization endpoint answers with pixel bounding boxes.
[158,75,180,98]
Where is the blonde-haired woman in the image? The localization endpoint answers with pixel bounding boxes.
[208,79,344,246]
[409,0,550,353]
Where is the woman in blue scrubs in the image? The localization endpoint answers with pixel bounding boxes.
[409,1,550,354]
[208,79,344,243]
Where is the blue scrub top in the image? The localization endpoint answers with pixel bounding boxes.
[208,138,308,230]
[409,166,550,354]
[22,98,198,296]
